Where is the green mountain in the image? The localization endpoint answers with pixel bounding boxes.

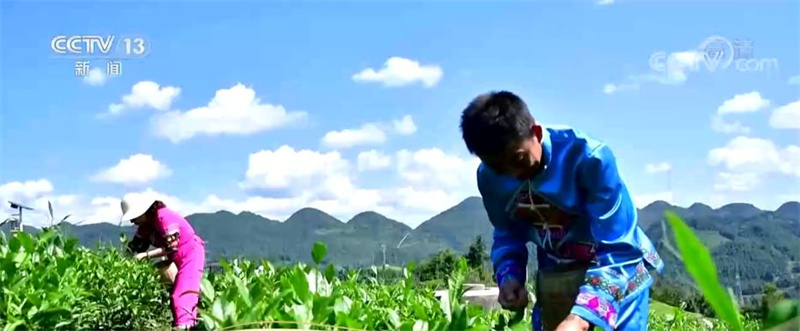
[640,201,800,300]
[3,198,798,298]
[414,197,493,251]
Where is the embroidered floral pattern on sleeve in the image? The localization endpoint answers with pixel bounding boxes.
[576,291,618,328]
[641,245,663,269]
[583,260,652,303]
[585,274,625,301]
[625,262,651,296]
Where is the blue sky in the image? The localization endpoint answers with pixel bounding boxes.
[1,0,798,227]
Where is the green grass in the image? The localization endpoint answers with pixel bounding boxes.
[651,300,681,316]
[651,300,707,319]
[696,230,732,250]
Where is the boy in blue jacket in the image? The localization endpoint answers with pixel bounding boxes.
[459,91,664,331]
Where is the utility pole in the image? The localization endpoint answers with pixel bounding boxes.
[735,263,743,307]
[8,201,33,233]
[381,244,387,266]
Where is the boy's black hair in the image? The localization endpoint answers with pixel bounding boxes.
[459,91,535,156]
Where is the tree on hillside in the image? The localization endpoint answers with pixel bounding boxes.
[464,235,489,270]
[650,279,686,308]
[417,249,458,282]
[685,291,714,317]
[463,235,493,283]
[760,282,787,317]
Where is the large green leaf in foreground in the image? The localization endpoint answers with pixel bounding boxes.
[664,211,744,330]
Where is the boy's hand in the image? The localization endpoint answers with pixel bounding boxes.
[498,278,529,311]
[555,314,590,331]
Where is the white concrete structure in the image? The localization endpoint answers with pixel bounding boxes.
[434,286,504,314]
[434,285,537,314]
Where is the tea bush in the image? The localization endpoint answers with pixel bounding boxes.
[1,213,797,330]
[198,244,528,331]
[0,229,171,330]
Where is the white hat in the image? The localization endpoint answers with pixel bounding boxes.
[120,195,156,223]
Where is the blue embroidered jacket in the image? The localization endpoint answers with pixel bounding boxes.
[479,125,665,331]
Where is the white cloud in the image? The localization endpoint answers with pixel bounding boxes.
[199,191,390,225]
[392,148,480,216]
[597,0,614,5]
[708,136,800,191]
[0,179,56,205]
[645,162,671,174]
[0,180,220,227]
[322,116,417,149]
[710,92,769,135]
[628,51,703,86]
[79,189,208,226]
[103,81,181,117]
[352,57,443,88]
[711,114,751,134]
[238,145,386,216]
[777,193,800,203]
[321,123,386,149]
[396,148,479,190]
[240,145,349,192]
[91,154,172,186]
[0,179,81,227]
[236,146,478,226]
[769,100,800,130]
[393,115,417,135]
[717,92,771,114]
[236,145,394,220]
[708,137,796,174]
[235,146,480,225]
[83,68,108,86]
[393,186,466,215]
[357,150,392,171]
[121,189,198,216]
[633,191,674,208]
[713,172,762,192]
[151,84,307,144]
[657,51,704,85]
[2,146,484,229]
[780,146,800,177]
[788,75,800,85]
[603,83,638,95]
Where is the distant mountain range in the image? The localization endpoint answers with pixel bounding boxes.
[4,197,799,298]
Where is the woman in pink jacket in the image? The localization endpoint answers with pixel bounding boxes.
[122,196,206,330]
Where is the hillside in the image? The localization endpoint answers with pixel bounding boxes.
[3,198,798,298]
[641,201,800,300]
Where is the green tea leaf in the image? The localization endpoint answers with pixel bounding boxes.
[200,277,216,302]
[324,263,336,282]
[312,241,327,265]
[16,233,34,253]
[211,300,225,322]
[664,211,743,331]
[2,320,24,331]
[291,269,311,303]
